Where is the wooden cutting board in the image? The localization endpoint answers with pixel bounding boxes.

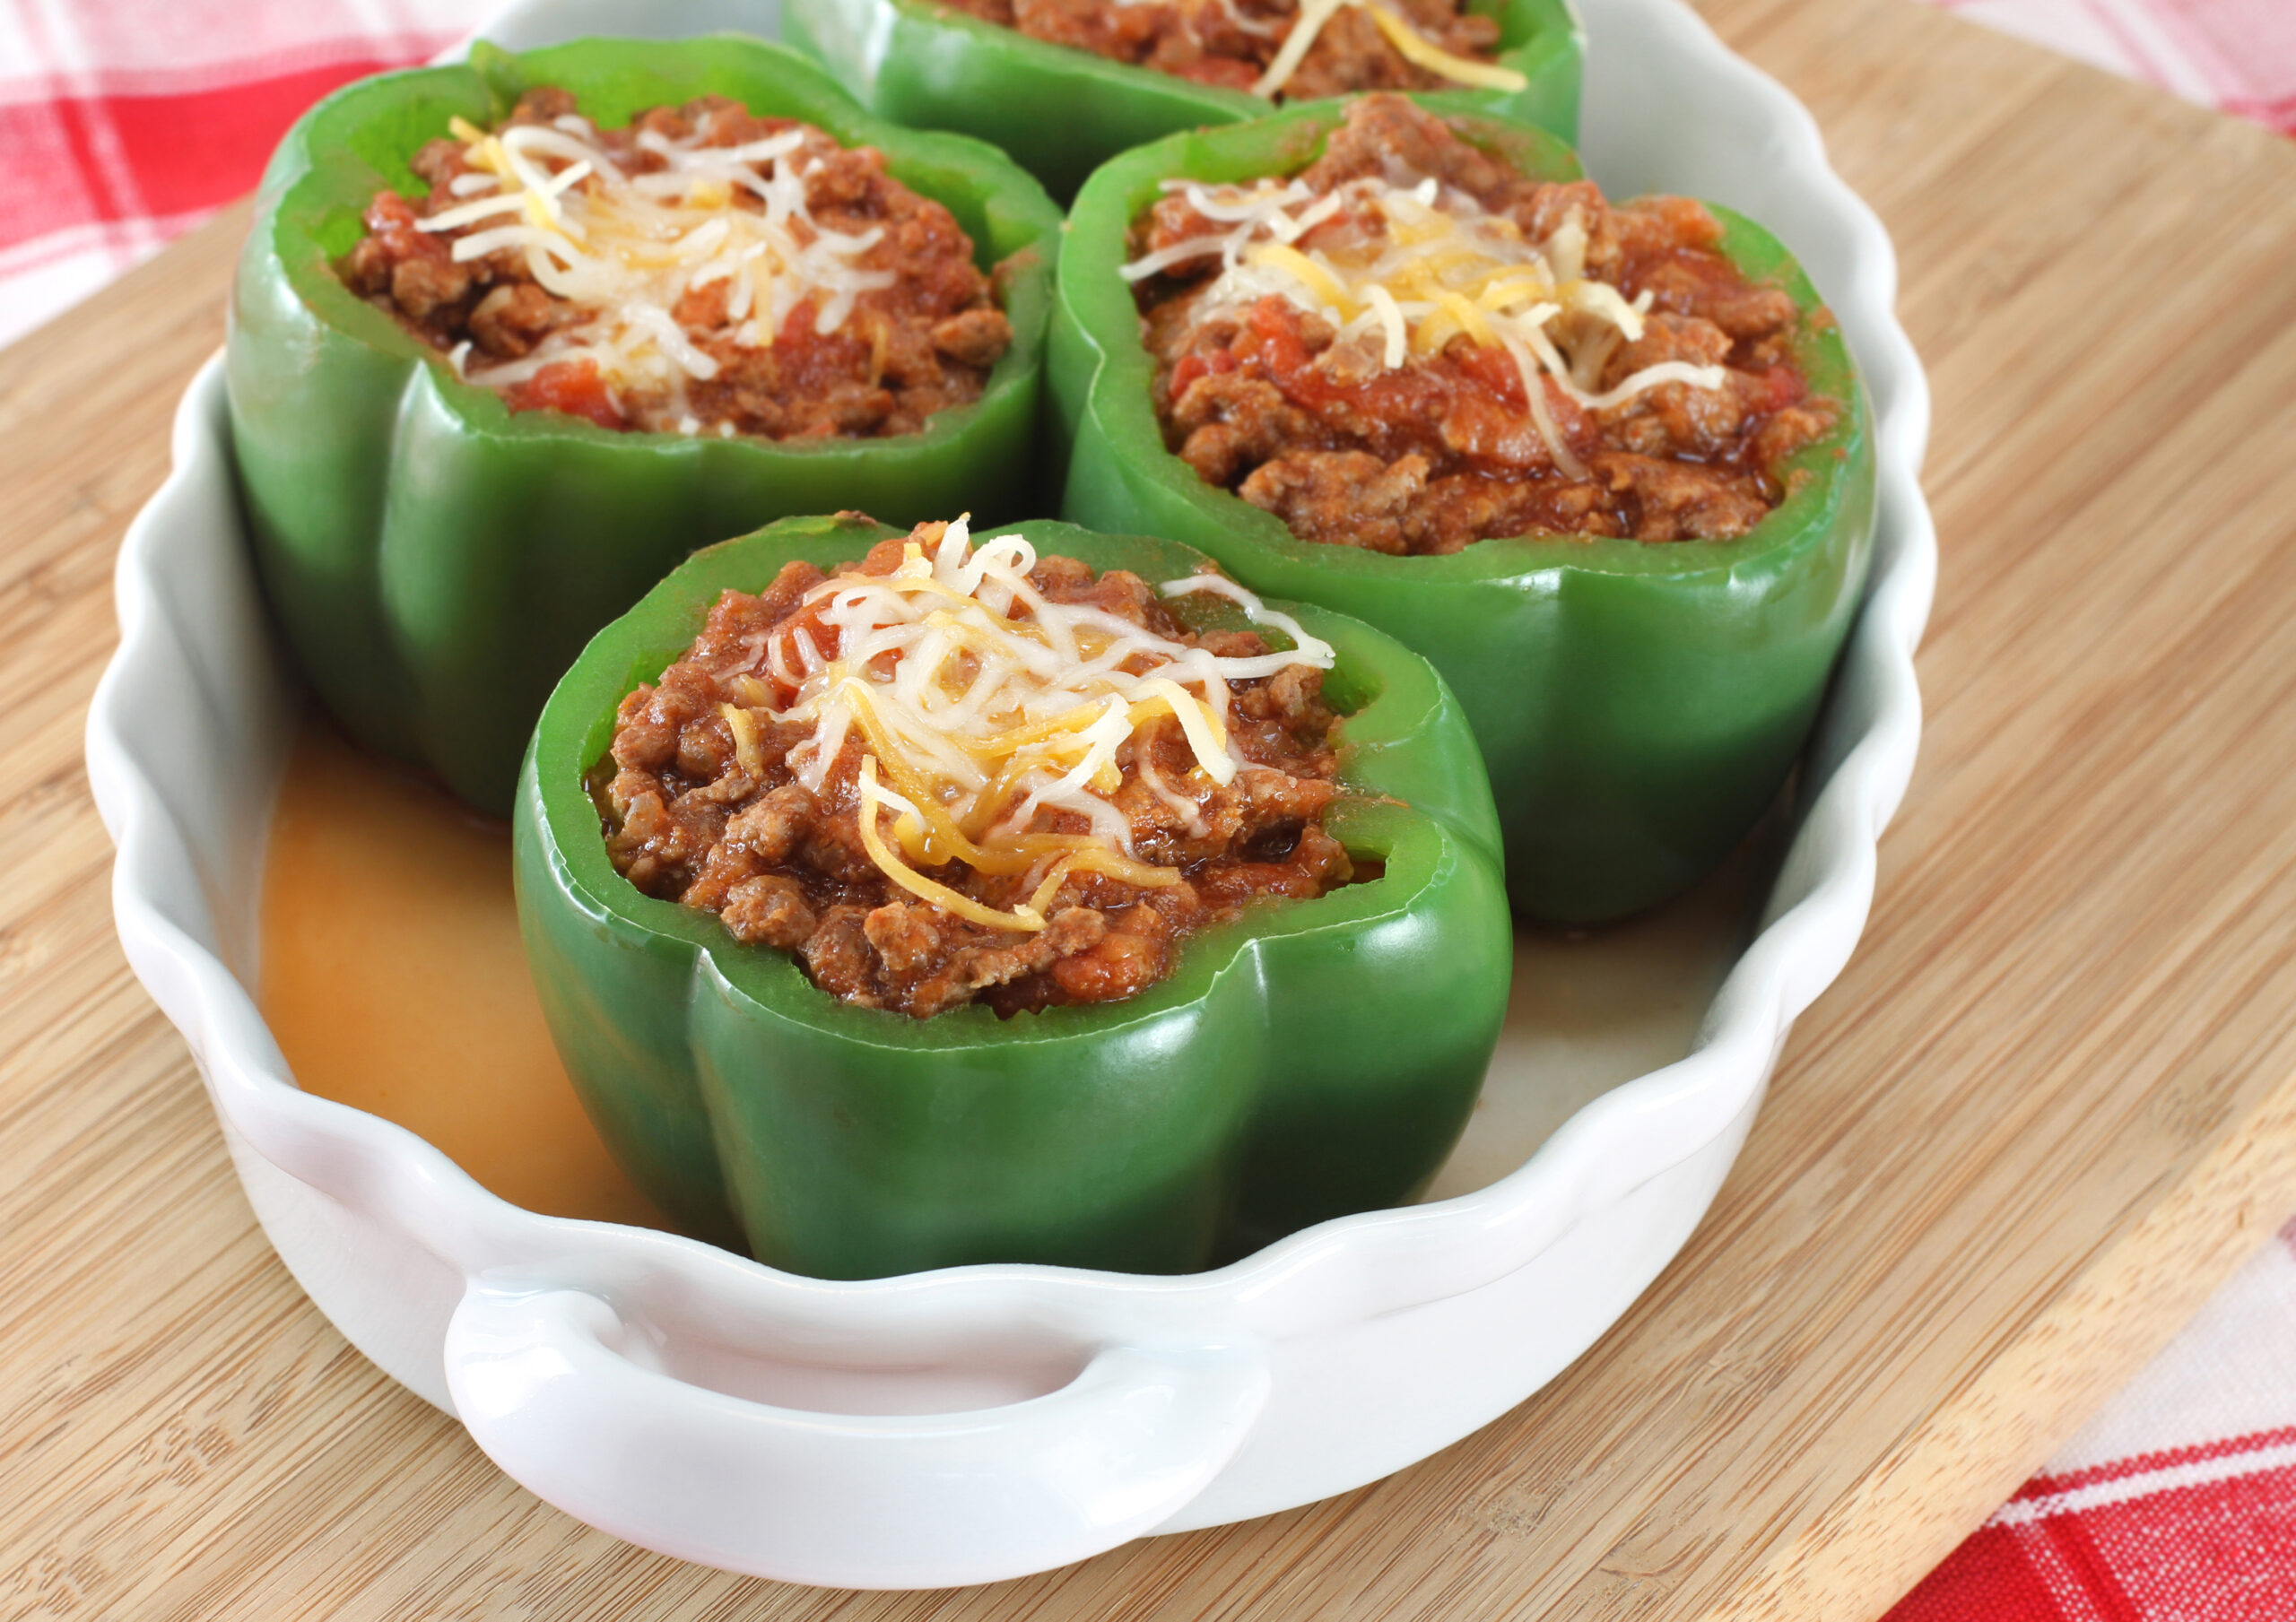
[7,0,2296,1614]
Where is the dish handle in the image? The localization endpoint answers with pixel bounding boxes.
[442,1279,1271,1588]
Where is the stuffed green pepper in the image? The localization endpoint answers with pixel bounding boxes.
[228,36,1062,815]
[1053,95,1878,922]
[515,511,1510,1278]
[784,0,1579,201]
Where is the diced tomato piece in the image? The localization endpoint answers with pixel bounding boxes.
[362,192,419,234]
[1754,362,1807,413]
[361,191,451,264]
[1241,296,1316,377]
[1170,348,1239,396]
[1451,341,1522,404]
[760,609,840,699]
[505,359,627,430]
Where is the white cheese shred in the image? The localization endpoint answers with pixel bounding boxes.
[419,110,895,418]
[766,519,1336,933]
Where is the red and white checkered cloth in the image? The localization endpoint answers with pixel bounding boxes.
[5,3,2295,1613]
[1887,1219,2296,1619]
[0,0,479,348]
[3,0,2290,348]
[1926,0,2296,134]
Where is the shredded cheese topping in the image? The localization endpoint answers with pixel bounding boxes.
[420,111,895,427]
[765,519,1335,932]
[1249,0,1527,97]
[1124,174,1730,478]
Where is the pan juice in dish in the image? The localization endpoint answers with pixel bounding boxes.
[258,722,665,1229]
[516,513,1514,1277]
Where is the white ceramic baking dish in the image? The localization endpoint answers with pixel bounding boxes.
[86,0,1935,1588]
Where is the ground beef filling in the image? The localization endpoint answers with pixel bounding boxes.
[341,88,1013,439]
[939,0,1500,99]
[1134,96,1841,552]
[600,534,1353,1019]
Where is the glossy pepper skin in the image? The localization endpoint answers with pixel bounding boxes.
[1050,101,1880,924]
[783,0,1580,202]
[515,513,1511,1279]
[227,37,1063,817]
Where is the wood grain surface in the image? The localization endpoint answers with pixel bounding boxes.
[8,1,2296,1615]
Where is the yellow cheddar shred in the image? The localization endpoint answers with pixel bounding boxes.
[761,524,1334,932]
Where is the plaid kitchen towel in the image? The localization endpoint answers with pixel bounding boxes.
[1927,0,2296,134]
[3,0,2291,348]
[0,0,482,348]
[1886,1218,2296,1619]
[4,3,2294,1617]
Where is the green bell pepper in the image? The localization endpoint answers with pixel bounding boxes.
[782,0,1581,201]
[1050,101,1879,923]
[515,512,1511,1278]
[227,36,1064,816]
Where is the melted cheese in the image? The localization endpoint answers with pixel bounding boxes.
[422,111,895,426]
[1124,174,1732,478]
[763,519,1335,932]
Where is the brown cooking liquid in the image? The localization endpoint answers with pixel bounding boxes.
[259,723,667,1228]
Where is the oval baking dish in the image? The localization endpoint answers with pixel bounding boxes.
[87,0,1935,1588]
